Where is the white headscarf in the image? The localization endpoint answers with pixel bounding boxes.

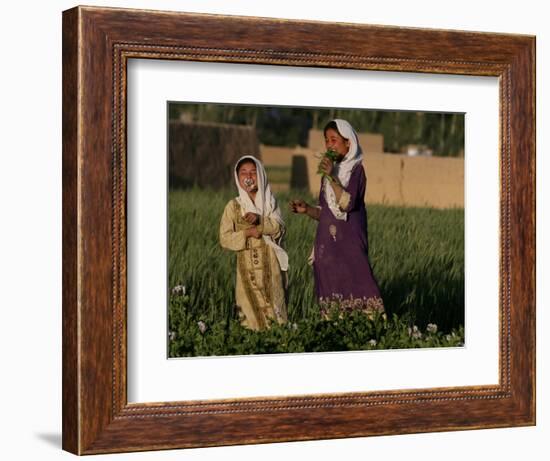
[323,118,363,221]
[323,119,364,220]
[234,155,288,271]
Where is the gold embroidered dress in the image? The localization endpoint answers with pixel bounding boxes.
[219,156,288,331]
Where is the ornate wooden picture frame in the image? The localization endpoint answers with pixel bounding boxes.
[62,5,535,455]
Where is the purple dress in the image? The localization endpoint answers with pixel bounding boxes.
[313,164,384,315]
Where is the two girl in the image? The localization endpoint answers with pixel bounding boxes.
[221,120,384,331]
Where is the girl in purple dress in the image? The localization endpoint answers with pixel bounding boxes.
[290,119,384,317]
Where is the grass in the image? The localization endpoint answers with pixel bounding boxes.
[168,187,464,356]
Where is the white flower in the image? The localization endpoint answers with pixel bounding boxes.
[171,285,186,296]
[445,335,452,342]
[197,321,207,334]
[408,325,422,339]
[168,331,176,341]
[426,323,438,334]
[292,323,298,331]
[369,339,377,347]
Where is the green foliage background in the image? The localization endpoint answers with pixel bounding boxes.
[169,103,465,157]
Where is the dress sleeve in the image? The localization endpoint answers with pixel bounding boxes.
[260,216,283,240]
[219,201,247,251]
[338,164,366,212]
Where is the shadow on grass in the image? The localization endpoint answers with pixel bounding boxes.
[380,269,464,332]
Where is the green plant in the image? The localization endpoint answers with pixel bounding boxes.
[315,149,340,182]
[168,188,465,357]
[168,292,464,357]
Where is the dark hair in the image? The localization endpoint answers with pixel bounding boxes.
[236,157,256,173]
[323,121,347,140]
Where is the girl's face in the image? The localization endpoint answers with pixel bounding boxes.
[238,161,258,193]
[324,128,350,160]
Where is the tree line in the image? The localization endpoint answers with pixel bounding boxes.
[169,103,464,157]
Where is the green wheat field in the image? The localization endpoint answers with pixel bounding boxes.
[168,188,465,357]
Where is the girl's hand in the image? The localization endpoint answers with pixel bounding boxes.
[244,212,260,225]
[245,227,262,239]
[289,199,308,214]
[319,157,334,177]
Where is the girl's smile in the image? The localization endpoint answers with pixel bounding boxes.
[238,162,258,193]
[324,128,350,160]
